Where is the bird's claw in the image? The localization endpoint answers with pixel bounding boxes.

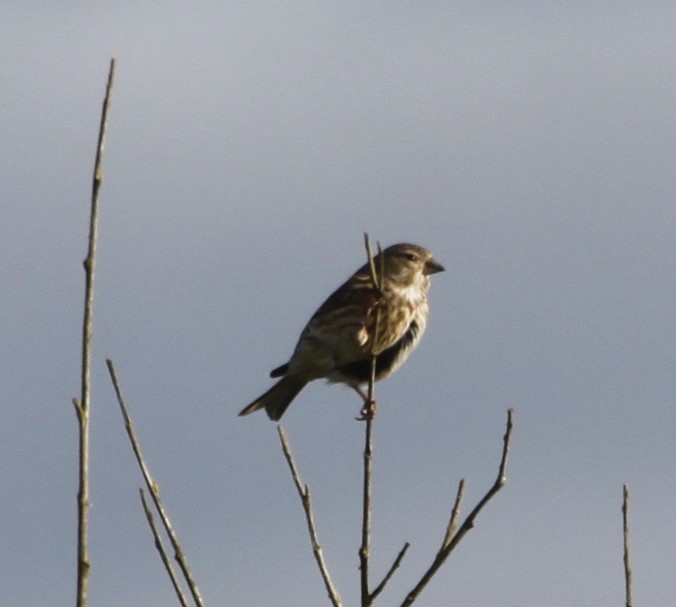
[356,399,378,421]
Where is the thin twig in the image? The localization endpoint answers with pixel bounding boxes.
[359,404,374,605]
[369,542,410,602]
[106,359,206,607]
[622,485,633,607]
[441,479,466,550]
[74,57,115,607]
[277,426,342,607]
[362,233,385,404]
[400,409,514,607]
[139,489,191,607]
[359,233,386,606]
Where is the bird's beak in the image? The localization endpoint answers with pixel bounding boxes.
[424,258,445,275]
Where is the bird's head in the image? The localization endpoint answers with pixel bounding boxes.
[376,243,444,286]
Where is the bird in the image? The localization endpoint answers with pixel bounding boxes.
[238,243,444,421]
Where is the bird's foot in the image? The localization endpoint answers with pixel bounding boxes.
[356,398,378,421]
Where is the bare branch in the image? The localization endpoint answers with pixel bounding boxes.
[400,409,514,606]
[359,232,385,606]
[441,479,466,551]
[74,57,115,607]
[72,398,84,422]
[363,233,382,291]
[277,426,342,607]
[369,542,410,602]
[362,232,385,406]
[359,414,374,606]
[139,489,191,607]
[623,485,633,607]
[106,359,206,607]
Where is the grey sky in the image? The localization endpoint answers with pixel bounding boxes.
[3,2,676,606]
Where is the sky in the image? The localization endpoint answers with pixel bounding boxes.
[3,2,676,606]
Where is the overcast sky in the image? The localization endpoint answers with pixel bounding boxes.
[3,2,676,606]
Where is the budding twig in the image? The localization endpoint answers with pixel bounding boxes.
[74,57,115,607]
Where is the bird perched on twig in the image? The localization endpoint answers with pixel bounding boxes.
[239,243,444,421]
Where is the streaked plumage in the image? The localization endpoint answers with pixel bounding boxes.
[239,243,444,420]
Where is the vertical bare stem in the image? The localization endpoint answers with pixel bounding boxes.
[359,233,383,606]
[360,416,373,606]
[622,485,633,607]
[74,57,115,607]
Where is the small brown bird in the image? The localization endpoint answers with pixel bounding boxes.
[239,243,444,420]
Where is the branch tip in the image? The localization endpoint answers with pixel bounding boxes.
[622,484,633,607]
[277,425,342,606]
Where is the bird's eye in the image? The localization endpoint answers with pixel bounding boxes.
[404,253,417,262]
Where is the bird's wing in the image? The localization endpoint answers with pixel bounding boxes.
[308,270,377,341]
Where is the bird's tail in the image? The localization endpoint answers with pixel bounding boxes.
[238,375,307,421]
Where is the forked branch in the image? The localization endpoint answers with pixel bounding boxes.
[139,489,191,607]
[106,359,205,607]
[399,409,514,606]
